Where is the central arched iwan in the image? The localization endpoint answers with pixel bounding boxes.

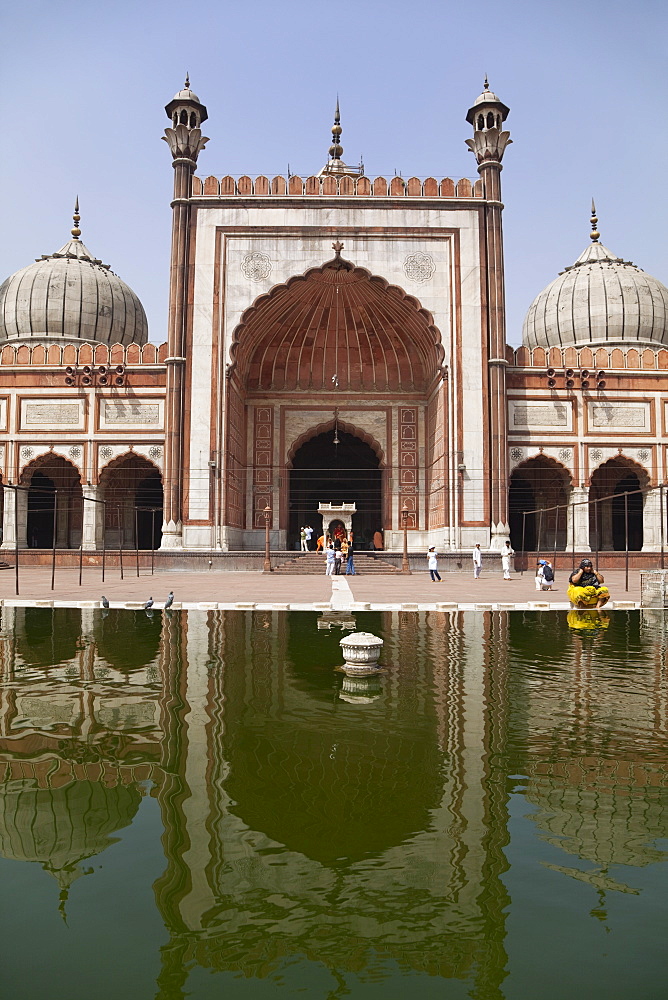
[229,256,445,393]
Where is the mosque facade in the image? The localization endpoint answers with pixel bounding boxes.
[1,80,667,561]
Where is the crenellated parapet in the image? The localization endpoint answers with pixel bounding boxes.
[0,341,168,367]
[191,174,485,199]
[508,344,668,371]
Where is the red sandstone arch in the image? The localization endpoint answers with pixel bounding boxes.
[229,255,445,393]
[286,418,386,467]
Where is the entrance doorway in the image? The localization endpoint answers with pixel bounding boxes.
[589,459,645,551]
[289,430,381,549]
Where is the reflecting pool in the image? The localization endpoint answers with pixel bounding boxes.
[0,608,666,1000]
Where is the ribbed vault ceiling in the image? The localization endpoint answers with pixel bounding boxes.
[231,260,444,393]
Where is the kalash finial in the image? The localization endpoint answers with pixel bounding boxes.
[590,198,600,242]
[184,72,190,90]
[71,197,81,240]
[329,96,343,161]
[484,74,490,91]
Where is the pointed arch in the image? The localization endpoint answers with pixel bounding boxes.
[20,453,82,549]
[99,452,163,549]
[228,257,445,394]
[589,456,649,551]
[509,454,572,551]
[286,417,385,468]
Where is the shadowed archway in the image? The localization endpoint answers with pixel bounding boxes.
[21,455,83,549]
[589,457,647,551]
[289,429,382,549]
[509,456,571,551]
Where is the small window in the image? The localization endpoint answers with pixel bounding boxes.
[496,114,501,128]
[190,112,197,127]
[487,112,494,129]
[180,109,188,125]
[173,113,178,127]
[477,114,484,130]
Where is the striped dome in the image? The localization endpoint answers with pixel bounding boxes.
[522,240,668,349]
[0,236,148,345]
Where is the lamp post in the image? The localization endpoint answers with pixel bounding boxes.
[263,504,272,573]
[401,503,411,574]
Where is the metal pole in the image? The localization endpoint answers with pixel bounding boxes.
[624,491,629,593]
[401,504,411,574]
[135,506,140,578]
[537,507,543,556]
[553,503,559,580]
[571,500,576,572]
[118,506,124,581]
[263,505,272,573]
[51,490,58,592]
[13,487,19,597]
[520,510,526,576]
[102,500,106,584]
[151,508,155,575]
[79,539,83,587]
[594,498,599,567]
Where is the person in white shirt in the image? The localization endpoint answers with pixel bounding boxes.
[473,543,482,578]
[304,525,313,550]
[325,545,336,575]
[501,540,514,580]
[427,547,441,582]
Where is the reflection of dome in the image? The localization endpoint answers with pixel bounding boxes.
[0,223,148,346]
[0,779,141,879]
[523,236,668,349]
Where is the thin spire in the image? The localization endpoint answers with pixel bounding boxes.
[329,97,343,161]
[184,72,190,89]
[484,74,489,91]
[71,197,81,240]
[590,198,600,242]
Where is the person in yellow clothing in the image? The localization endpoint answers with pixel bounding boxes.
[567,559,610,608]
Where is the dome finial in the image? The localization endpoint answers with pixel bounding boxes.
[484,74,489,91]
[329,96,343,161]
[184,72,190,90]
[590,198,600,242]
[71,196,81,240]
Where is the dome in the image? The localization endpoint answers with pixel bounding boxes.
[0,228,148,346]
[522,236,668,350]
[173,84,201,103]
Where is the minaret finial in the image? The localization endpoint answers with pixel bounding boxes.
[484,74,489,91]
[185,72,190,89]
[590,198,600,242]
[329,97,343,161]
[71,197,81,240]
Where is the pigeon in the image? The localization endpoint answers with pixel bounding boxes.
[101,596,109,609]
[144,597,154,609]
[164,591,174,609]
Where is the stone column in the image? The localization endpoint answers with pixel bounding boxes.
[161,110,209,550]
[465,86,513,550]
[642,488,662,552]
[82,487,103,551]
[568,486,591,551]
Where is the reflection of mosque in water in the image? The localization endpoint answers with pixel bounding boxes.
[0,608,666,994]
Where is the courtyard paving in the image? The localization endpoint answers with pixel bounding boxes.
[0,563,644,610]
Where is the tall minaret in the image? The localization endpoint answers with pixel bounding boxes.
[161,78,209,548]
[465,79,512,549]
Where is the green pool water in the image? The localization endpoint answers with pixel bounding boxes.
[0,607,666,1000]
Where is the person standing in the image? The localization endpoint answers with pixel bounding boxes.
[346,538,356,575]
[473,543,482,579]
[427,546,441,582]
[501,540,514,581]
[305,525,313,550]
[300,527,307,552]
[325,544,335,575]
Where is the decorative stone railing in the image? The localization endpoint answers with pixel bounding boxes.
[507,344,668,371]
[192,174,484,199]
[0,342,168,367]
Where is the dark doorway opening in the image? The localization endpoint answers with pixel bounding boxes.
[508,457,570,551]
[27,471,56,548]
[612,474,643,551]
[289,431,381,549]
[509,475,536,551]
[136,472,163,550]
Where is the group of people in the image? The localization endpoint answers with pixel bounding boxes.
[324,533,355,575]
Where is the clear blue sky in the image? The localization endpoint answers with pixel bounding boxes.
[2,0,666,345]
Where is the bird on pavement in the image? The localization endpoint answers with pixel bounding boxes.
[164,591,174,609]
[144,597,154,609]
[101,596,109,609]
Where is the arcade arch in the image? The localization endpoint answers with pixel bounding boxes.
[99,454,163,550]
[20,455,83,549]
[509,455,571,551]
[589,457,648,551]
